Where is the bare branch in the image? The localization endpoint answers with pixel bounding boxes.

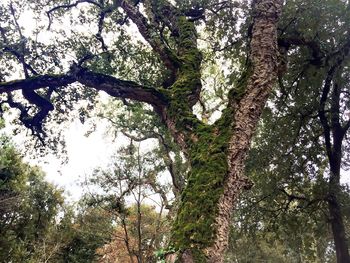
[47,0,102,29]
[318,66,336,159]
[0,65,167,113]
[120,0,179,75]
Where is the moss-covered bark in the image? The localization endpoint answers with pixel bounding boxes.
[160,1,283,262]
[156,15,235,261]
[171,128,231,261]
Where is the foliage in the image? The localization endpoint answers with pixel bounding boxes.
[0,136,65,262]
[58,205,114,263]
[96,98,187,197]
[82,139,172,262]
[0,135,115,263]
[227,0,350,262]
[0,0,349,261]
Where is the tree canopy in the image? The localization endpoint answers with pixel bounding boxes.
[0,0,349,262]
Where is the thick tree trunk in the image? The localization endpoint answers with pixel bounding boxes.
[206,1,283,262]
[168,1,283,262]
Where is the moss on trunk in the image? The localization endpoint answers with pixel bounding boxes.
[159,15,237,262]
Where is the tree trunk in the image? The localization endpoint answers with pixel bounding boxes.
[206,1,283,261]
[168,0,283,262]
[329,154,350,263]
[319,69,350,262]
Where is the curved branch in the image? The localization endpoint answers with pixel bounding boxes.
[119,0,179,74]
[47,0,102,29]
[70,65,168,109]
[0,66,167,111]
[96,9,110,52]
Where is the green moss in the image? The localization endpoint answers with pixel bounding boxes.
[171,122,231,252]
[158,16,237,260]
[157,12,254,263]
[228,63,253,101]
[163,16,202,131]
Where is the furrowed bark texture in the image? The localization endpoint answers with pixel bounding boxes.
[206,1,283,262]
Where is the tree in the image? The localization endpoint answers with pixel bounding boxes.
[277,2,350,261]
[0,0,286,261]
[96,204,169,263]
[0,135,66,262]
[84,139,175,263]
[57,205,114,263]
[228,1,350,262]
[0,131,126,263]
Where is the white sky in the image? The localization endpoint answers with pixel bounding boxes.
[44,120,116,200]
[18,118,117,201]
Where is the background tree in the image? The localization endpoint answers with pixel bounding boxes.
[57,204,114,263]
[0,135,66,262]
[96,204,168,263]
[228,0,350,262]
[83,139,174,263]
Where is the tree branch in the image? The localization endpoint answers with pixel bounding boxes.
[330,81,343,139]
[47,0,102,29]
[318,66,336,160]
[119,129,183,195]
[0,75,75,93]
[70,64,167,109]
[0,66,168,111]
[119,0,179,75]
[278,35,324,65]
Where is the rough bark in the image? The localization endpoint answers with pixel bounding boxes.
[164,1,283,262]
[205,1,283,262]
